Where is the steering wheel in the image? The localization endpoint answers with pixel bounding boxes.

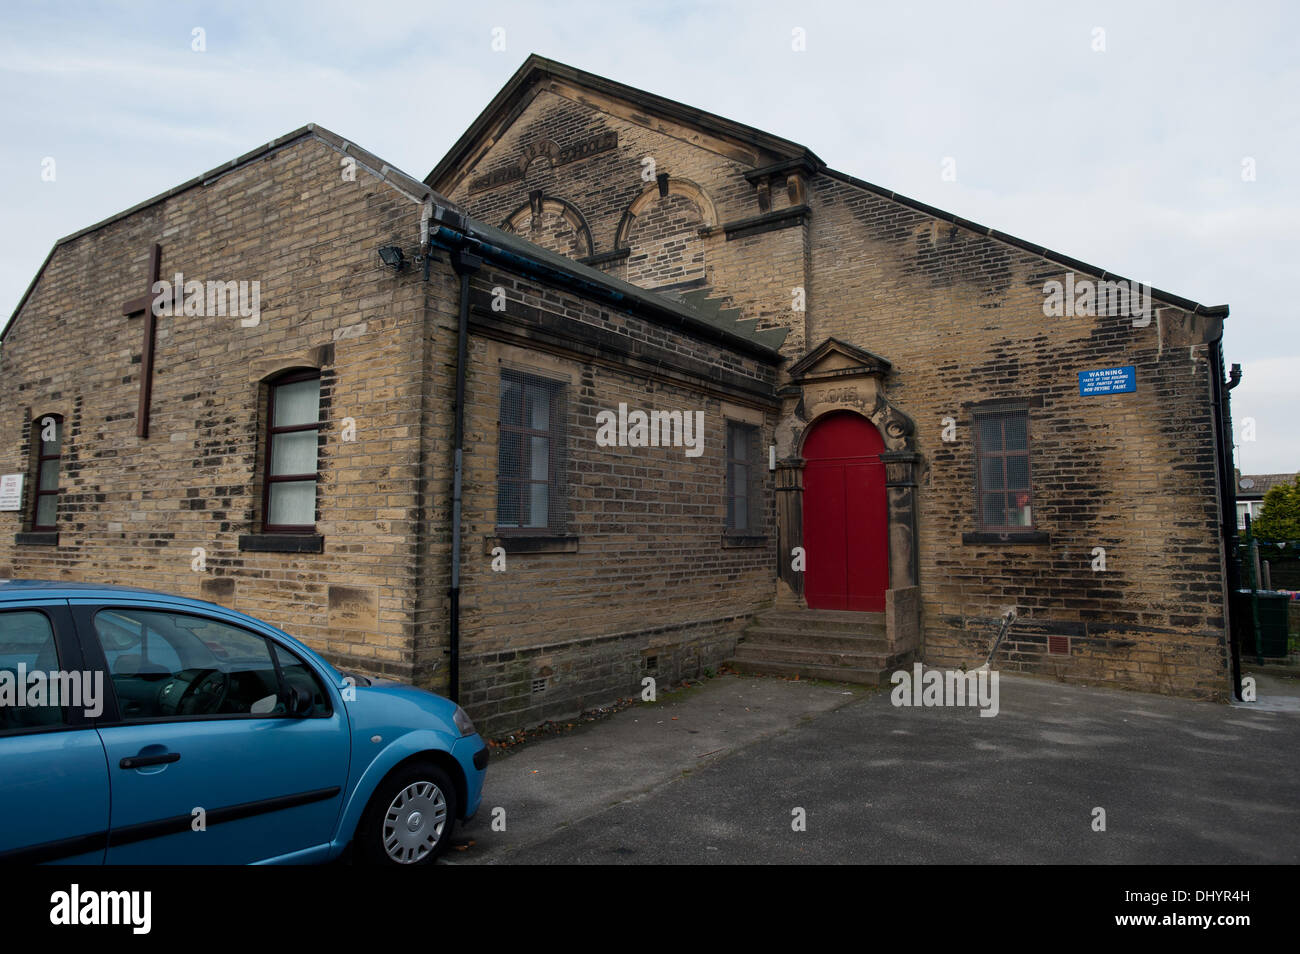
[175,669,230,715]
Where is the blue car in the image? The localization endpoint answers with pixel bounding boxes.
[0,580,487,864]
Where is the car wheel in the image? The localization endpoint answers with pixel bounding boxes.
[356,761,458,865]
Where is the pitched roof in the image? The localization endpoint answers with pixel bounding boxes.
[428,55,1229,321]
[2,123,785,356]
[430,207,787,354]
[1238,473,1298,498]
[1,124,439,342]
[425,54,823,192]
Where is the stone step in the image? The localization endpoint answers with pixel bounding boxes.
[732,642,894,670]
[751,610,886,635]
[742,627,889,653]
[724,657,891,687]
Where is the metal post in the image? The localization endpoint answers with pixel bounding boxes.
[1245,513,1263,666]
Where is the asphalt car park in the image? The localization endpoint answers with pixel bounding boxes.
[449,671,1300,864]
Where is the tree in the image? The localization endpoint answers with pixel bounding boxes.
[1253,474,1300,542]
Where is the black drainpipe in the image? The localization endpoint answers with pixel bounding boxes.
[447,245,482,704]
[1209,330,1243,700]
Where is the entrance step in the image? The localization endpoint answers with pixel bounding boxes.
[742,627,889,654]
[759,609,886,634]
[726,608,909,687]
[723,658,896,687]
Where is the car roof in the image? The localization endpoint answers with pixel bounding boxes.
[0,579,345,681]
[0,579,181,601]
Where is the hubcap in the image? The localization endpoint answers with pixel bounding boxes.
[382,781,447,864]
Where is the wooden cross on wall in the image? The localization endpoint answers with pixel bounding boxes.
[120,243,173,439]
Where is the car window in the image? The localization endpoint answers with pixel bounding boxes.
[0,610,66,732]
[96,610,185,675]
[92,609,282,721]
[271,643,332,717]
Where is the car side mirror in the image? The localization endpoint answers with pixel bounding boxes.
[284,685,313,716]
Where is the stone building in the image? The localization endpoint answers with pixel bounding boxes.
[0,56,1241,732]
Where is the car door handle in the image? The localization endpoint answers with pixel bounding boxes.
[119,752,181,770]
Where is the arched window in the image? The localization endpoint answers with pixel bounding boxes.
[31,414,62,531]
[262,371,321,532]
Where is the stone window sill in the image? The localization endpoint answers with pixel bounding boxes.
[238,533,324,554]
[15,532,58,547]
[493,534,579,554]
[962,530,1050,545]
[722,533,768,548]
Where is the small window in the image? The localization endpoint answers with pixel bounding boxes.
[975,408,1033,529]
[726,422,759,532]
[496,370,566,532]
[31,414,62,531]
[0,610,66,732]
[92,608,300,721]
[263,371,321,533]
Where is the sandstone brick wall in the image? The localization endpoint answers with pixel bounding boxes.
[431,264,779,733]
[0,120,790,734]
[440,87,809,357]
[439,80,1232,703]
[0,132,435,679]
[623,192,706,289]
[807,174,1230,698]
[0,68,1234,743]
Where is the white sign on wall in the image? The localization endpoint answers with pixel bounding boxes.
[0,474,24,511]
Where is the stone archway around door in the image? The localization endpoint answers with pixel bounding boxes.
[771,337,924,663]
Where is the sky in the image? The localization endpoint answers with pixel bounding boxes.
[1,0,1296,472]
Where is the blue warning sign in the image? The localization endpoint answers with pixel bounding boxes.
[1078,366,1136,396]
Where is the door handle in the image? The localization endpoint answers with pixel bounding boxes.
[119,752,181,770]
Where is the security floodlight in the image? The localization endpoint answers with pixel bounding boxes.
[378,246,407,271]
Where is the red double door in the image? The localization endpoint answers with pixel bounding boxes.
[802,412,889,612]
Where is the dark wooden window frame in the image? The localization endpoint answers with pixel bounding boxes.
[496,370,566,536]
[725,420,759,533]
[261,370,321,534]
[31,414,62,532]
[973,406,1036,532]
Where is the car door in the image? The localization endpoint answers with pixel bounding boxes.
[0,600,110,864]
[72,600,350,864]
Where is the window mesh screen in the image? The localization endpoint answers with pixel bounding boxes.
[726,421,761,532]
[497,369,567,532]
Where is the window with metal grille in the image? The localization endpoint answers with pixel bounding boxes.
[263,370,321,533]
[497,369,567,533]
[974,407,1033,530]
[31,414,62,531]
[726,421,759,532]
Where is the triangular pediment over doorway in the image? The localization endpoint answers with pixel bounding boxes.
[787,337,892,384]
